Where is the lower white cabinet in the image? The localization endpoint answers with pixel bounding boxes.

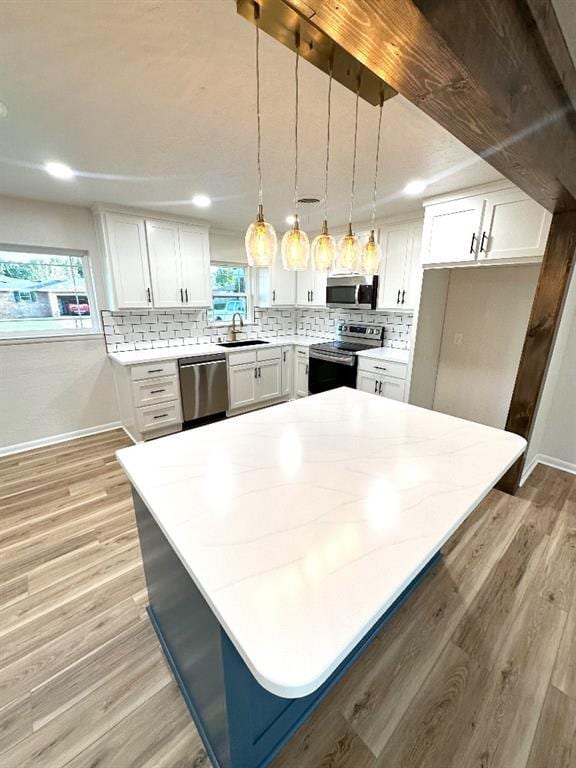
[294,346,309,397]
[111,359,182,442]
[228,348,283,411]
[281,346,293,398]
[228,362,258,411]
[356,357,407,402]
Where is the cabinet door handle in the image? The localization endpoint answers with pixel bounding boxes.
[479,232,488,253]
[397,289,401,304]
[305,364,309,375]
[283,351,287,362]
[272,289,276,302]
[378,381,382,395]
[146,287,151,303]
[180,288,184,302]
[469,232,477,254]
[254,367,258,379]
[401,289,405,304]
[185,288,189,303]
[374,380,378,393]
[311,290,314,302]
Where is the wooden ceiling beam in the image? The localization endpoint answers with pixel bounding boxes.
[285,0,576,212]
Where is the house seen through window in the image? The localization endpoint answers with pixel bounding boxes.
[0,248,96,336]
[207,264,249,324]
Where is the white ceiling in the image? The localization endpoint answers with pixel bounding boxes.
[0,0,508,233]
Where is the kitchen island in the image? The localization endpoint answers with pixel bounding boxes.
[116,388,525,768]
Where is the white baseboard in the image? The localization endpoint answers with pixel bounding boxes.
[0,421,123,457]
[520,453,576,486]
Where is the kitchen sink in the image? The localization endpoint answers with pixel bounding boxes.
[218,340,269,348]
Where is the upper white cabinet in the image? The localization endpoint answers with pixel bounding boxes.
[256,261,296,307]
[479,188,552,261]
[100,213,152,309]
[146,220,211,309]
[421,183,551,267]
[377,220,423,312]
[296,269,327,307]
[96,209,211,311]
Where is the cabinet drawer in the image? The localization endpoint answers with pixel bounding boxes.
[358,357,407,380]
[132,375,179,407]
[256,346,281,362]
[130,360,177,381]
[136,399,182,433]
[380,376,405,402]
[227,350,257,367]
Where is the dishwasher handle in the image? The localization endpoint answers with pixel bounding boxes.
[179,359,225,370]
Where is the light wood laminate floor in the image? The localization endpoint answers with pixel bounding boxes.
[0,430,574,767]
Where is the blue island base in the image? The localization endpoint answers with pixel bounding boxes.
[133,487,441,768]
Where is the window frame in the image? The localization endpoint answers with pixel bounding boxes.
[207,261,253,327]
[0,244,101,341]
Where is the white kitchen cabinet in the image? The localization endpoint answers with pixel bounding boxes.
[178,226,212,307]
[228,362,258,411]
[296,269,327,307]
[421,183,551,267]
[146,220,211,309]
[100,213,152,309]
[421,197,485,265]
[377,220,423,311]
[257,262,296,307]
[257,358,282,402]
[281,346,293,397]
[294,346,309,397]
[357,356,407,402]
[479,188,552,261]
[146,220,182,308]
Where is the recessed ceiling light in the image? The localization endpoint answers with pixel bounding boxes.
[403,179,427,196]
[286,215,296,225]
[192,194,211,208]
[0,102,7,119]
[45,161,75,180]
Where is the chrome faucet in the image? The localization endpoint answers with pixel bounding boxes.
[231,312,244,341]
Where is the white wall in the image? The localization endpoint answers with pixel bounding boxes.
[525,262,576,474]
[0,195,119,451]
[209,230,246,264]
[432,264,540,429]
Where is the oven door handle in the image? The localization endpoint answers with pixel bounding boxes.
[309,350,356,366]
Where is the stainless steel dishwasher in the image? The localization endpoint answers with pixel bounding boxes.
[178,353,228,425]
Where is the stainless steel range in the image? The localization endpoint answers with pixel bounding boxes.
[308,323,385,394]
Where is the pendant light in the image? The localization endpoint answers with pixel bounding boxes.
[245,2,277,267]
[361,94,384,275]
[338,75,362,272]
[311,59,336,272]
[281,30,310,271]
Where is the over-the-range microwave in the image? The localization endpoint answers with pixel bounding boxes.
[326,274,379,310]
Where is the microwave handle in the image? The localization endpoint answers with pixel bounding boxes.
[355,284,360,305]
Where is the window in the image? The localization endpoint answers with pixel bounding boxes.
[207,264,250,324]
[0,247,98,337]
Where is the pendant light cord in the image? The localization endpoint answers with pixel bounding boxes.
[323,61,333,223]
[371,97,384,231]
[255,6,263,207]
[348,76,361,225]
[293,34,300,216]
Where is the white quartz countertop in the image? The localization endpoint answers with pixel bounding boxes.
[116,388,525,698]
[356,347,410,364]
[108,335,329,366]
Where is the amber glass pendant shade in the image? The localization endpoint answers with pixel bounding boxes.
[338,223,361,272]
[361,230,381,275]
[245,204,277,267]
[311,220,336,271]
[281,216,310,270]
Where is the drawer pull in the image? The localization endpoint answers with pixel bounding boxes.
[153,413,169,420]
[147,368,163,373]
[374,366,387,371]
[150,389,166,394]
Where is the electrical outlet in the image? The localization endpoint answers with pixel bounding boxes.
[454,333,463,346]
